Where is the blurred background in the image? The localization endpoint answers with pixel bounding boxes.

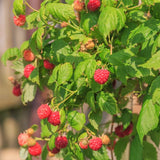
[0,0,42,160]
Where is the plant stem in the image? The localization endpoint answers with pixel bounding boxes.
[25,1,39,12]
[55,90,77,108]
[35,137,50,141]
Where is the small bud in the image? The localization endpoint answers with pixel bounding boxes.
[27,137,36,147]
[101,134,110,145]
[26,128,35,136]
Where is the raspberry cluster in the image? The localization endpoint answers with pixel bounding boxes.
[115,122,133,138]
[87,0,101,12]
[24,64,35,78]
[43,60,55,70]
[74,0,85,12]
[23,49,35,62]
[18,128,41,156]
[13,15,26,26]
[37,104,61,126]
[12,84,22,96]
[94,69,110,84]
[73,0,100,12]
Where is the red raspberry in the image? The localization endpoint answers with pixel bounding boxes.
[47,145,60,154]
[87,0,101,12]
[94,69,110,84]
[24,64,35,78]
[74,0,85,12]
[115,123,133,138]
[18,132,30,146]
[43,60,55,70]
[37,104,52,119]
[55,136,68,149]
[28,142,42,156]
[13,15,26,26]
[23,49,35,62]
[48,111,60,126]
[89,137,102,151]
[79,139,88,149]
[12,84,22,96]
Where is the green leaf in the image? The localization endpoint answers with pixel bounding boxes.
[150,129,160,147]
[80,12,99,34]
[58,63,73,84]
[41,144,48,160]
[68,111,86,131]
[11,60,25,74]
[74,60,89,80]
[26,11,39,29]
[114,137,129,160]
[142,0,154,5]
[74,143,84,160]
[129,135,143,160]
[98,7,126,38]
[19,147,28,160]
[87,91,96,111]
[28,68,40,85]
[36,27,44,50]
[47,3,76,21]
[137,97,160,142]
[129,10,146,22]
[128,18,160,44]
[92,146,110,160]
[13,0,25,15]
[85,59,96,79]
[88,110,102,130]
[78,132,88,141]
[21,81,37,104]
[97,92,118,114]
[50,39,71,63]
[149,76,160,104]
[20,41,29,53]
[48,135,56,150]
[60,109,66,125]
[108,48,134,66]
[143,141,157,160]
[40,119,52,138]
[1,48,21,65]
[48,65,61,84]
[30,124,38,131]
[139,51,160,70]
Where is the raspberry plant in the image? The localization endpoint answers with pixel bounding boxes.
[2,0,160,159]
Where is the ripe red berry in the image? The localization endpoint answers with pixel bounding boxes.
[23,49,35,62]
[55,136,68,149]
[43,60,55,70]
[18,132,30,146]
[74,0,85,12]
[79,139,88,149]
[48,111,61,126]
[89,137,102,151]
[47,145,60,154]
[13,15,26,26]
[12,84,22,96]
[37,104,52,119]
[24,64,35,78]
[28,142,42,156]
[115,123,133,138]
[87,0,101,12]
[94,69,110,84]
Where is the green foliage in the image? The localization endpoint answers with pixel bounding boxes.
[3,0,160,159]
